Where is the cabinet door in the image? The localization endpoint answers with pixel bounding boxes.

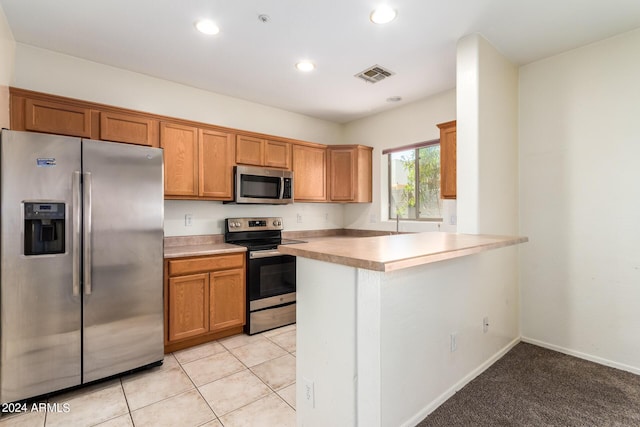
[438,121,457,199]
[200,129,235,199]
[210,268,246,332]
[329,148,355,201]
[100,111,158,147]
[168,273,210,342]
[24,98,91,137]
[161,122,199,197]
[236,135,264,166]
[292,144,326,202]
[264,140,291,169]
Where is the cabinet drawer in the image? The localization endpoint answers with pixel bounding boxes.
[168,253,244,276]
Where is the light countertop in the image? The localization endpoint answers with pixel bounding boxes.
[164,243,246,259]
[277,232,528,272]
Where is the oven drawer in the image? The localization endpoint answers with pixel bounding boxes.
[249,303,296,335]
[168,253,245,276]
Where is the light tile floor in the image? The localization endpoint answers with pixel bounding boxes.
[0,325,297,427]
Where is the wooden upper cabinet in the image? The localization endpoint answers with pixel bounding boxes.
[199,129,235,200]
[328,145,372,203]
[100,111,159,147]
[264,140,291,169]
[161,122,199,197]
[10,89,157,147]
[236,135,291,169]
[292,144,327,202]
[235,135,264,166]
[23,98,92,137]
[437,120,457,199]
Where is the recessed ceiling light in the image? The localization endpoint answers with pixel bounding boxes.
[195,19,220,35]
[370,5,397,24]
[387,96,402,102]
[296,61,315,72]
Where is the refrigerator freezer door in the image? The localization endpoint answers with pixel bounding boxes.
[0,130,82,403]
[81,139,164,382]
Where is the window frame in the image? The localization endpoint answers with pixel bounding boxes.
[385,139,442,222]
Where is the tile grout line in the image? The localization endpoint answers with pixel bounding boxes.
[173,353,221,426]
[186,329,297,421]
[114,378,136,427]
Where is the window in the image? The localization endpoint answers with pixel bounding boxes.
[386,140,442,221]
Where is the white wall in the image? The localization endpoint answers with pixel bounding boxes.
[0,5,15,129]
[165,200,344,236]
[13,44,343,145]
[456,34,519,235]
[342,89,458,233]
[296,247,521,427]
[12,44,346,235]
[519,28,640,374]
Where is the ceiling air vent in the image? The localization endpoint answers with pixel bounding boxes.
[355,65,395,84]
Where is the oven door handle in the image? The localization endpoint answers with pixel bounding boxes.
[250,249,283,259]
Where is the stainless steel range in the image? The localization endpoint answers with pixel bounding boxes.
[225,217,303,335]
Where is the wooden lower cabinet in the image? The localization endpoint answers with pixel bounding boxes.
[210,269,245,331]
[168,273,209,342]
[165,253,246,353]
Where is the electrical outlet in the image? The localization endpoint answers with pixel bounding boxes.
[185,214,193,227]
[450,333,457,352]
[483,317,489,333]
[303,377,315,408]
[324,213,329,221]
[369,213,376,223]
[450,215,457,225]
[297,213,303,223]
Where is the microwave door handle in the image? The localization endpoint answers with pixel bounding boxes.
[280,178,285,199]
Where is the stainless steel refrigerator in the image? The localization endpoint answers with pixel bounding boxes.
[0,129,164,403]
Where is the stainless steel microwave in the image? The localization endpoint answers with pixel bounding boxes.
[233,165,294,204]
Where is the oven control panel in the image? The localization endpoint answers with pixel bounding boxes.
[226,217,283,232]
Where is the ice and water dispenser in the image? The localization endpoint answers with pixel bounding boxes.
[23,202,66,255]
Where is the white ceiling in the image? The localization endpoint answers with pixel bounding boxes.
[2,0,640,123]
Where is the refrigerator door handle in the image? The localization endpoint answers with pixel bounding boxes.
[83,171,92,295]
[72,171,81,297]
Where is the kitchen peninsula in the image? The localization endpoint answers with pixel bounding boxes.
[278,232,527,427]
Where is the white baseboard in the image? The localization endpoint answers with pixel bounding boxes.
[402,336,521,427]
[521,336,640,376]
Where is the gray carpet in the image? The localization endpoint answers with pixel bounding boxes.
[417,342,640,426]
